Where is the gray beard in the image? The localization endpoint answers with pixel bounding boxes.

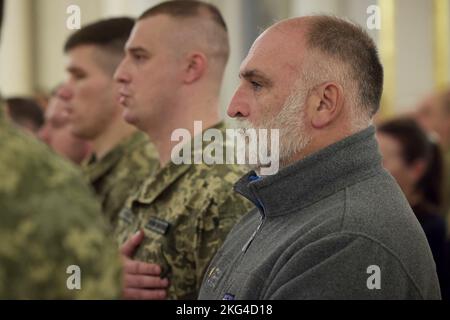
[235,91,312,174]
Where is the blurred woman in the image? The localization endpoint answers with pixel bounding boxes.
[377,117,449,299]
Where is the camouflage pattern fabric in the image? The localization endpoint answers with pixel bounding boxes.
[115,122,253,299]
[82,131,159,230]
[0,106,122,299]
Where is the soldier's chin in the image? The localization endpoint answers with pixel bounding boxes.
[69,123,84,140]
[122,108,137,126]
[71,127,92,140]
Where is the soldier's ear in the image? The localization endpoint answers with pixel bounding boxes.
[182,52,207,84]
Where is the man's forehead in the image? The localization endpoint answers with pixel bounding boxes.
[240,30,303,78]
[126,15,173,49]
[65,45,98,67]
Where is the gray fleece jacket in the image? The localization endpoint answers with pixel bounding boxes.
[198,126,441,300]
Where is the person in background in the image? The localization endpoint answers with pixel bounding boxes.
[5,97,44,135]
[377,117,449,299]
[415,89,450,220]
[38,86,91,165]
[59,17,159,229]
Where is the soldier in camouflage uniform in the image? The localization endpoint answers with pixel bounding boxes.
[114,1,253,299]
[58,18,159,229]
[0,101,122,299]
[82,131,158,228]
[115,123,252,299]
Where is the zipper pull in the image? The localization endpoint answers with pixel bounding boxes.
[242,216,264,252]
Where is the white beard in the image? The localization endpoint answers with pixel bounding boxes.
[235,89,312,173]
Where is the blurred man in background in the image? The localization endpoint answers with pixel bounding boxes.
[38,86,91,164]
[416,89,450,149]
[5,97,44,135]
[415,89,450,219]
[59,17,159,229]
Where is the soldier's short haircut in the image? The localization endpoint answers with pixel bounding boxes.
[138,0,229,68]
[305,16,383,118]
[64,17,134,74]
[138,0,226,30]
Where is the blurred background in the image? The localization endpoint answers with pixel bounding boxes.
[0,0,449,118]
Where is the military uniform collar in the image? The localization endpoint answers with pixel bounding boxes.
[83,131,147,183]
[234,126,383,217]
[136,121,226,204]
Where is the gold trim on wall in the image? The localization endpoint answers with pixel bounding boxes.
[378,0,396,120]
[433,0,450,90]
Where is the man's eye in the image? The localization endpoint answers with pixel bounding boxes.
[132,54,146,62]
[72,73,85,80]
[251,81,262,91]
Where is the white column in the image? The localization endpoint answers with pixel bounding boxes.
[0,0,33,96]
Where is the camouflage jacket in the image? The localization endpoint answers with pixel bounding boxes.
[82,131,159,230]
[0,107,121,299]
[115,122,253,299]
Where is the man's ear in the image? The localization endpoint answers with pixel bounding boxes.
[183,52,207,84]
[309,82,344,129]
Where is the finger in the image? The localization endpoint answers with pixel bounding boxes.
[124,274,169,289]
[123,259,162,276]
[120,230,145,257]
[123,288,167,300]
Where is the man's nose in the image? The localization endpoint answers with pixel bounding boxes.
[227,88,250,118]
[114,59,131,84]
[57,84,73,102]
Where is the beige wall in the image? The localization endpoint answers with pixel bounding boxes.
[290,0,449,114]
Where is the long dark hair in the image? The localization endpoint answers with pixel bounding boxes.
[378,117,444,210]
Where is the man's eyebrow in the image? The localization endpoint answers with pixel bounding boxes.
[126,46,149,54]
[239,69,272,85]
